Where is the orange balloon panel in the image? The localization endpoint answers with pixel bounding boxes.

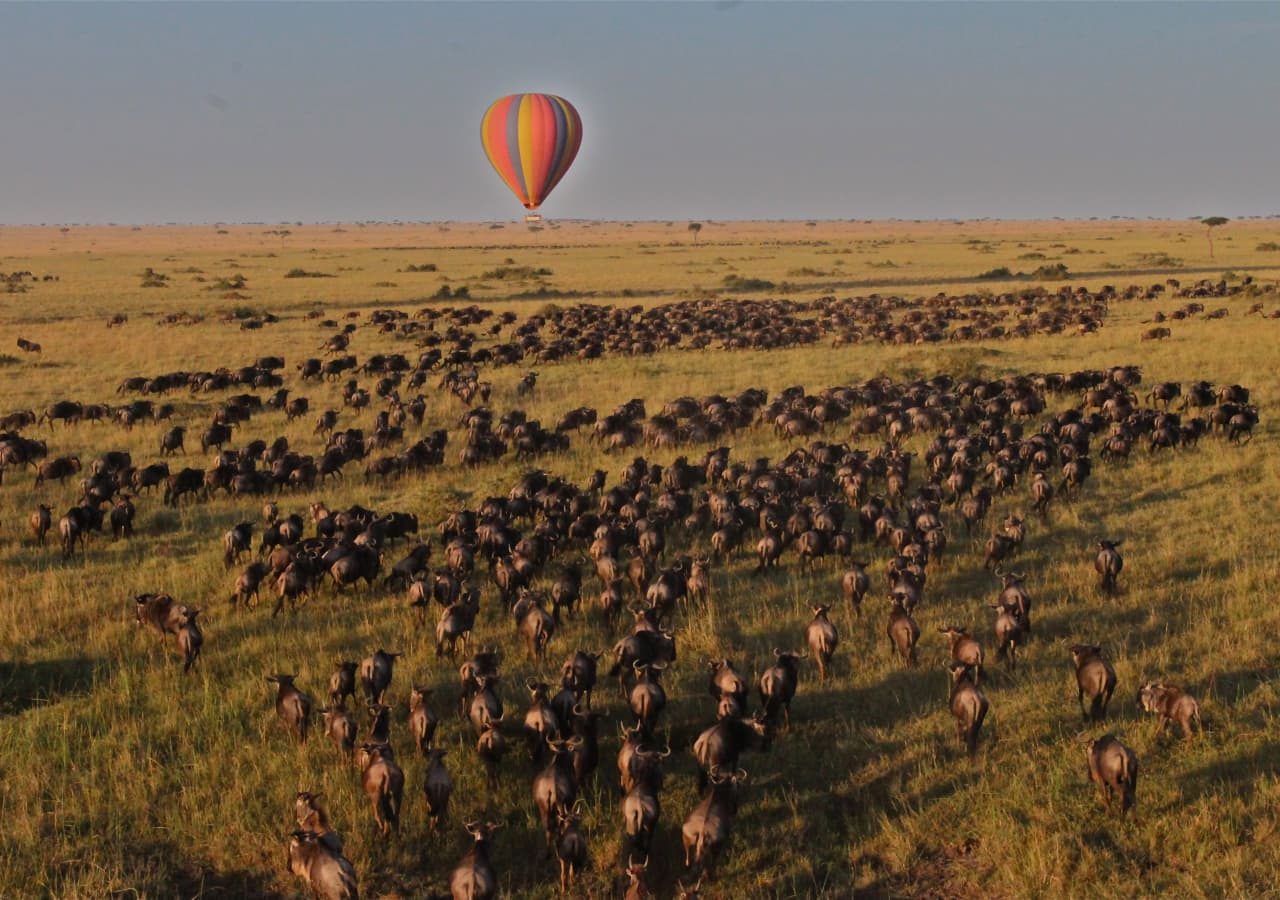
[481,94,582,210]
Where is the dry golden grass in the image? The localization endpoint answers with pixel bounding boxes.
[0,219,1277,898]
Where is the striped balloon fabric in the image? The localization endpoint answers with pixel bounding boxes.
[480,93,583,211]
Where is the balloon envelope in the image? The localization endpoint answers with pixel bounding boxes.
[481,93,582,210]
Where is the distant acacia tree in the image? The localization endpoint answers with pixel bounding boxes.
[1201,216,1229,259]
[688,222,702,244]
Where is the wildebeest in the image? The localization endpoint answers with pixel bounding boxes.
[940,625,984,683]
[134,592,188,638]
[358,741,404,837]
[29,504,52,545]
[990,601,1027,671]
[532,737,580,853]
[1138,682,1201,740]
[230,561,270,608]
[35,455,81,486]
[840,561,871,615]
[628,662,668,736]
[450,822,501,900]
[948,662,988,756]
[176,608,203,672]
[159,426,186,456]
[359,649,401,704]
[58,507,90,558]
[681,767,745,879]
[691,714,770,790]
[759,650,803,728]
[555,803,589,893]
[886,595,920,666]
[267,673,314,743]
[164,467,204,506]
[513,590,555,660]
[327,660,358,707]
[1070,644,1117,722]
[321,705,358,757]
[223,522,253,568]
[806,605,838,681]
[286,830,358,900]
[1094,539,1124,593]
[1084,733,1138,818]
[294,791,344,854]
[423,747,453,831]
[201,422,233,452]
[409,685,438,755]
[39,400,82,428]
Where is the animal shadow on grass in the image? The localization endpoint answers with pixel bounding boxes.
[0,656,103,716]
[837,669,946,731]
[852,833,985,900]
[1180,744,1280,803]
[115,839,286,899]
[1206,666,1277,706]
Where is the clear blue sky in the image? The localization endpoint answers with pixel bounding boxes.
[1,2,1277,224]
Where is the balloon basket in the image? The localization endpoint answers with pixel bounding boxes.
[524,213,544,224]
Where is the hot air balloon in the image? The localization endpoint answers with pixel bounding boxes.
[481,93,582,216]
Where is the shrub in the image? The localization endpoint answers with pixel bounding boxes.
[402,263,438,273]
[140,267,169,288]
[1031,263,1070,280]
[977,267,1014,279]
[1132,253,1183,267]
[207,275,248,291]
[283,268,334,279]
[481,266,552,280]
[1256,242,1280,252]
[720,274,775,292]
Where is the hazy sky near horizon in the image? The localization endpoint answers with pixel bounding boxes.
[1,2,1277,224]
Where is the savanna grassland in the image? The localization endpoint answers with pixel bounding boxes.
[1,218,1279,899]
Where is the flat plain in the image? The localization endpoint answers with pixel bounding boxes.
[1,217,1278,898]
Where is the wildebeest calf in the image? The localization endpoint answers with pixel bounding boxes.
[1138,682,1201,740]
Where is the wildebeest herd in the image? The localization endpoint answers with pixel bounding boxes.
[2,281,1265,899]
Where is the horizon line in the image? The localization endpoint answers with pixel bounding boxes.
[4,214,1278,229]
